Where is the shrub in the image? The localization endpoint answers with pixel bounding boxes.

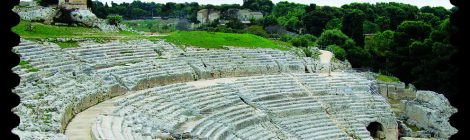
[327,44,347,61]
[280,34,293,42]
[317,29,350,47]
[107,15,123,26]
[291,37,308,47]
[226,18,245,30]
[245,25,269,37]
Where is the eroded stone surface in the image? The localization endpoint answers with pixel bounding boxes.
[403,91,457,139]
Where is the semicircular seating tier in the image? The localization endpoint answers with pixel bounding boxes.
[11,39,393,139]
[92,73,397,140]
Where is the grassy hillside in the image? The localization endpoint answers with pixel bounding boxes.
[123,19,177,33]
[13,21,291,50]
[13,20,141,39]
[160,31,290,50]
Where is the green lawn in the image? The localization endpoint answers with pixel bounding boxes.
[13,20,143,39]
[377,74,400,83]
[13,21,291,50]
[159,31,289,50]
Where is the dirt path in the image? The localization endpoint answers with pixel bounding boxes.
[319,50,333,64]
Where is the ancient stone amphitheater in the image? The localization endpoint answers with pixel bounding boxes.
[12,39,456,140]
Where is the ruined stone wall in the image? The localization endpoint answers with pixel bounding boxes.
[378,81,416,100]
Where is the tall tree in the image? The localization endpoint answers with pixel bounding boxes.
[303,6,343,35]
[242,0,274,14]
[342,9,365,46]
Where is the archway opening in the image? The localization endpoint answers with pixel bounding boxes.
[367,122,384,139]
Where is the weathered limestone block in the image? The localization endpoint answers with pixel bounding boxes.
[404,91,457,139]
[70,10,99,27]
[14,7,58,24]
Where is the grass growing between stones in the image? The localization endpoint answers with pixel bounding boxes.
[377,74,400,83]
[19,60,39,72]
[159,31,290,50]
[56,41,80,49]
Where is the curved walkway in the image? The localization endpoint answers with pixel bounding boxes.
[64,77,239,140]
[64,93,131,140]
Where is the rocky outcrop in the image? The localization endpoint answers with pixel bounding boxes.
[14,6,122,32]
[403,91,457,139]
[70,10,120,32]
[14,7,58,24]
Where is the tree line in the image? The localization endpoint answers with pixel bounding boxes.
[88,0,458,97]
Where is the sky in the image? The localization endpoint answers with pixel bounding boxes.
[92,0,454,9]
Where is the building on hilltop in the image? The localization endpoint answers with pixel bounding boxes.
[197,9,220,24]
[236,9,263,24]
[58,0,87,10]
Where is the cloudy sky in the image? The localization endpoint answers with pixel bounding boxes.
[93,0,454,9]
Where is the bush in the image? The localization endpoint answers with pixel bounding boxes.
[301,34,317,42]
[245,25,269,37]
[327,45,347,61]
[107,15,123,26]
[291,36,308,47]
[317,29,350,47]
[280,34,293,42]
[226,18,245,30]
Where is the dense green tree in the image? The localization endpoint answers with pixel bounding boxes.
[395,21,432,43]
[242,0,274,14]
[325,18,342,30]
[271,1,306,32]
[342,9,365,46]
[418,13,440,27]
[364,30,394,71]
[303,6,343,35]
[317,29,350,47]
[261,15,278,26]
[365,30,394,58]
[106,15,123,26]
[375,16,390,31]
[420,6,450,19]
[341,3,376,21]
[346,46,372,67]
[363,21,380,34]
